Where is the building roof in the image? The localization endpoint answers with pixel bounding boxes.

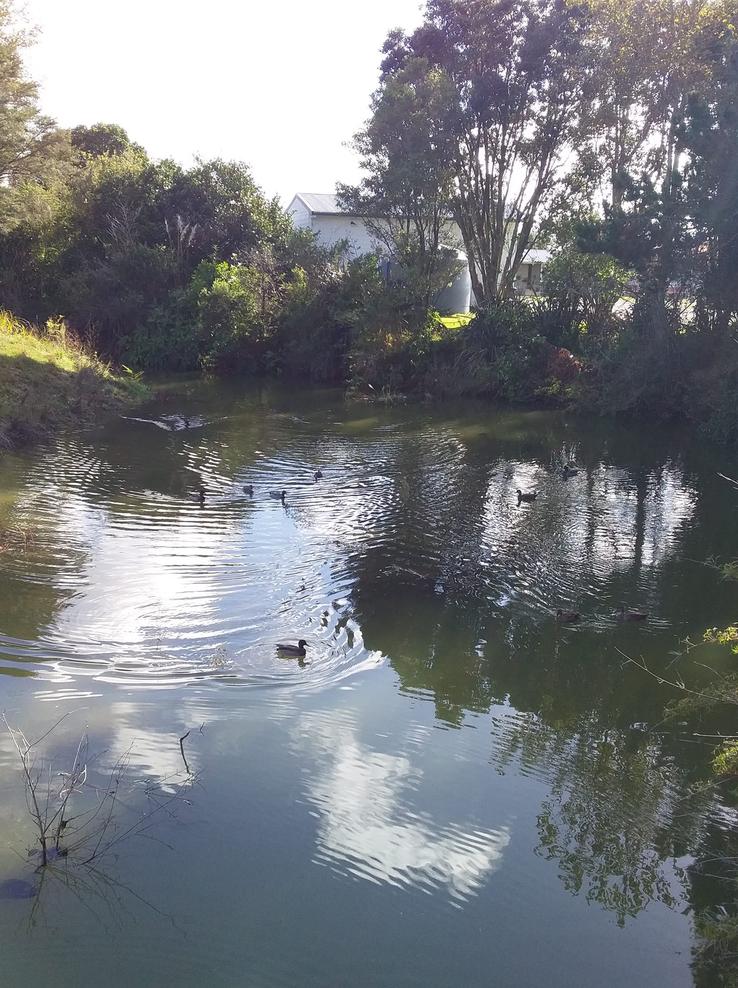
[522,248,552,264]
[293,192,343,215]
[290,193,552,265]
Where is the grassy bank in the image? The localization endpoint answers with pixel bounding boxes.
[0,312,147,450]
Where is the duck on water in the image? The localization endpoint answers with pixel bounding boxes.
[276,640,309,667]
[276,639,308,657]
[617,606,648,621]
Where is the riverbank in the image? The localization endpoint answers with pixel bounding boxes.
[0,313,147,450]
[346,309,738,448]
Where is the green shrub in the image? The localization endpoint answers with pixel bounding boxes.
[532,248,631,350]
[278,266,353,382]
[685,344,738,445]
[713,742,738,777]
[119,295,200,372]
[424,301,551,400]
[694,913,738,987]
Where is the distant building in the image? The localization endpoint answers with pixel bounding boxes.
[287,192,550,313]
[513,249,549,294]
[288,193,385,256]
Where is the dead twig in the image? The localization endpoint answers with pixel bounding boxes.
[179,731,191,774]
[4,715,197,879]
[618,649,738,705]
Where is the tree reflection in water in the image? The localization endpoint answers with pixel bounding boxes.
[343,428,732,935]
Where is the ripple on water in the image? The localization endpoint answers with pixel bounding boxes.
[292,707,510,904]
[0,407,699,694]
[0,433,386,692]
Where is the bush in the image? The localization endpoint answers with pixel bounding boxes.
[193,261,271,373]
[684,340,738,445]
[278,255,424,388]
[423,301,552,399]
[278,266,352,382]
[531,248,631,351]
[119,293,201,372]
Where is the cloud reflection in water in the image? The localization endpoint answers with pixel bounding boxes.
[295,710,510,904]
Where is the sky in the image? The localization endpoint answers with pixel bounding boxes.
[21,0,425,204]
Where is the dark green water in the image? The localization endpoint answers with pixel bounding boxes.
[0,381,736,986]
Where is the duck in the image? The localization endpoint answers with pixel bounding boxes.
[276,639,308,657]
[517,488,537,503]
[243,484,254,496]
[556,609,581,623]
[562,466,579,479]
[617,606,648,622]
[314,470,323,481]
[196,485,206,504]
[270,489,287,501]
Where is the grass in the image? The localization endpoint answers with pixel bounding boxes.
[0,311,147,449]
[437,312,475,330]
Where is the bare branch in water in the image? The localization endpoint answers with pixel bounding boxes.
[179,730,191,774]
[3,714,198,881]
[617,649,738,706]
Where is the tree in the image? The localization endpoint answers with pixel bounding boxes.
[0,1,69,230]
[574,0,721,339]
[575,0,679,212]
[534,244,631,347]
[682,0,738,334]
[339,57,460,311]
[381,0,590,304]
[70,122,141,158]
[159,158,291,264]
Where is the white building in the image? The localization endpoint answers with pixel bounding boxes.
[289,193,384,257]
[287,192,550,313]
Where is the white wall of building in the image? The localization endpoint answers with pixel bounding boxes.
[287,193,548,311]
[289,196,312,230]
[311,214,382,256]
[287,195,463,259]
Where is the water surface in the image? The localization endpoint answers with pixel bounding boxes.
[0,381,736,986]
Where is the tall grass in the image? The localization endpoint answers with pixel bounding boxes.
[0,310,146,449]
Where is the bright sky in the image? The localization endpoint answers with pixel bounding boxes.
[22,0,424,204]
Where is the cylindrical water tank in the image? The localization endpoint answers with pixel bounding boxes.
[434,248,472,315]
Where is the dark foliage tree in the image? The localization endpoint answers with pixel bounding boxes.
[682,0,738,334]
[0,1,70,231]
[380,0,590,303]
[70,122,141,158]
[339,56,460,311]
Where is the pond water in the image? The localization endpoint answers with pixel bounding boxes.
[0,380,736,986]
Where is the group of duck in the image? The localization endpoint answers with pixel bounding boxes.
[192,467,323,660]
[192,451,647,659]
[515,459,579,506]
[516,458,648,626]
[194,470,323,506]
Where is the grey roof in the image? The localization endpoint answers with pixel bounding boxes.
[294,192,343,214]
